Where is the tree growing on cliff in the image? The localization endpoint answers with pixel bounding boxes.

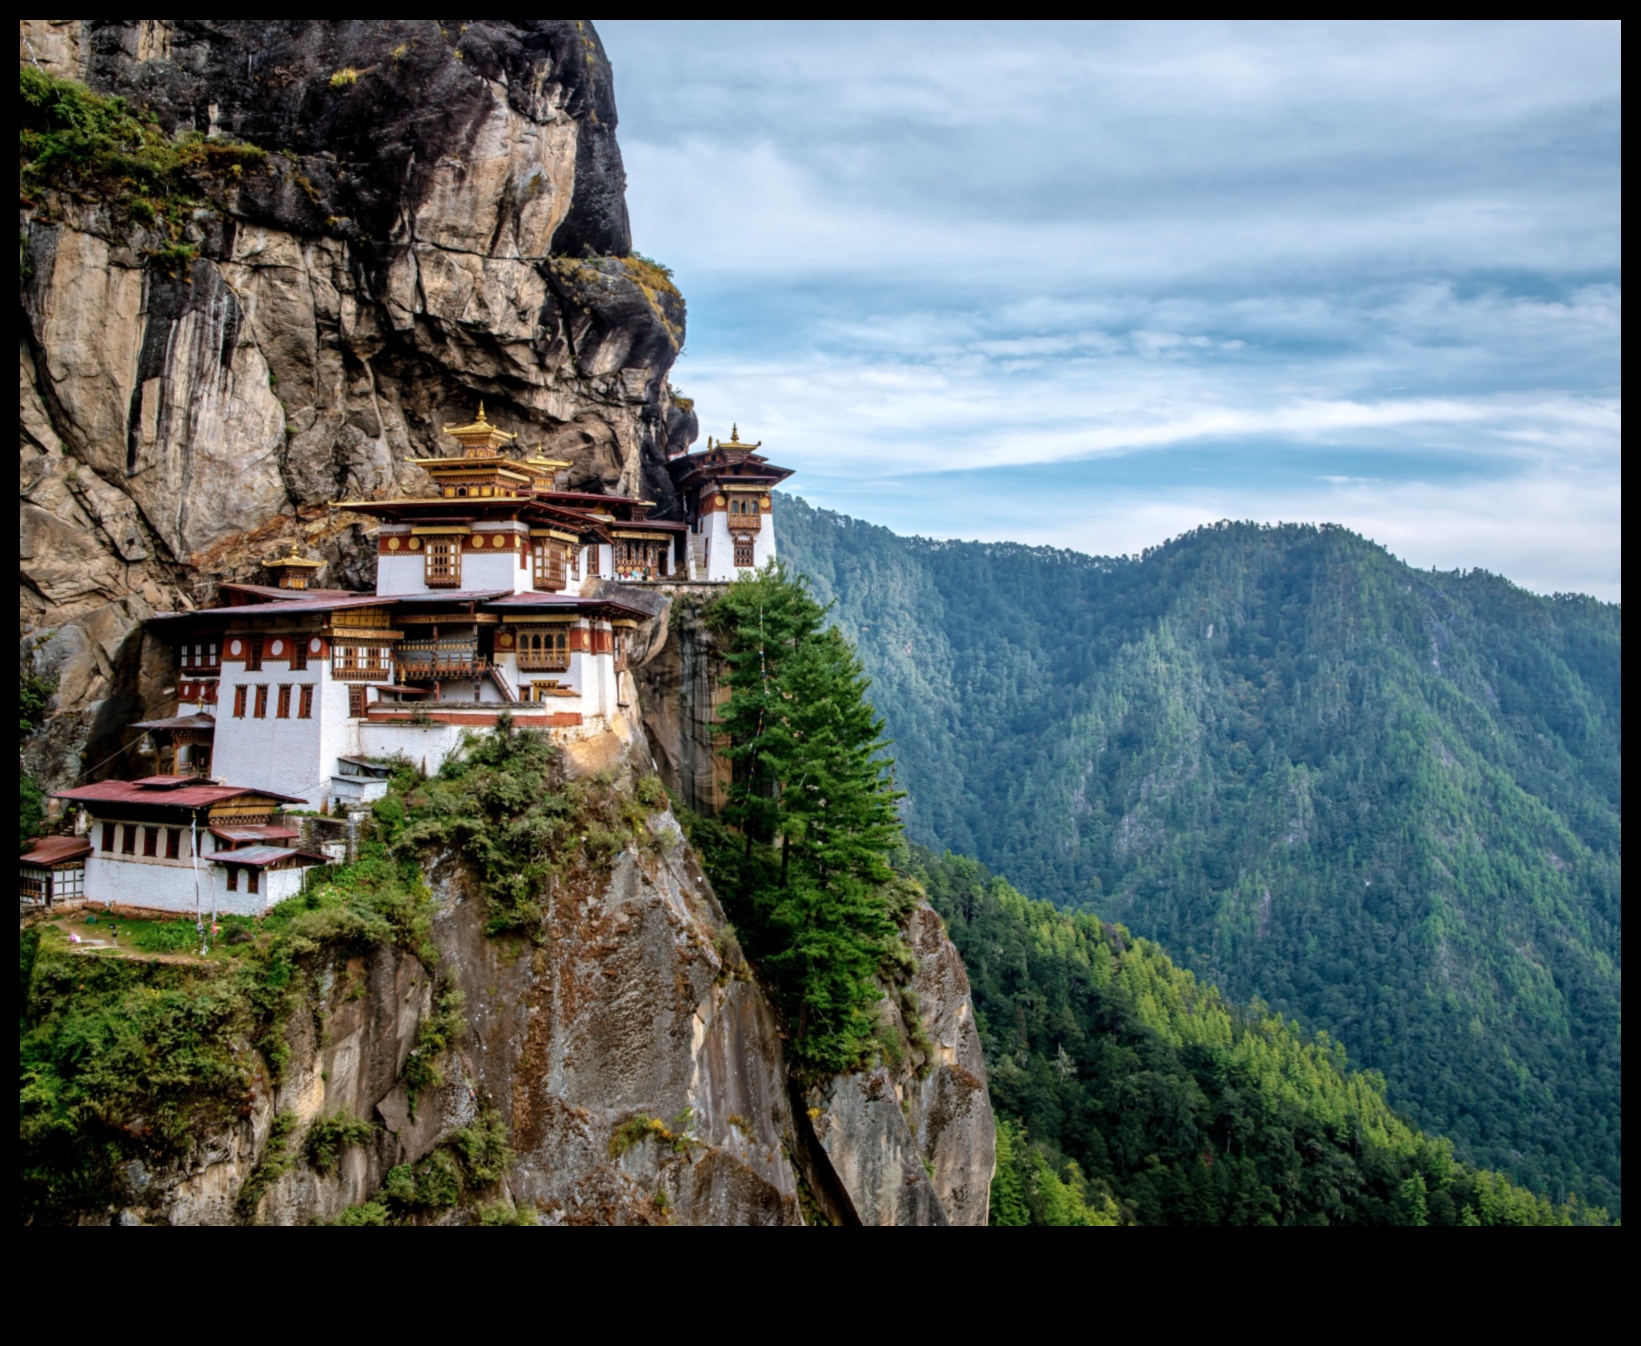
[705,564,906,1074]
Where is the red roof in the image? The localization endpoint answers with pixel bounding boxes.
[208,845,329,868]
[219,583,362,602]
[130,715,217,733]
[210,824,300,844]
[149,592,386,621]
[21,835,92,866]
[485,592,652,619]
[52,780,307,808]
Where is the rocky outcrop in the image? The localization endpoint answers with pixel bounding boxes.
[625,584,734,816]
[20,19,692,787]
[119,940,433,1226]
[804,903,994,1226]
[429,803,803,1225]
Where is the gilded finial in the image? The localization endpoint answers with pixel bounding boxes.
[477,400,487,424]
[730,423,739,443]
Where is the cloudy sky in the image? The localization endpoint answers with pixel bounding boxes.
[596,21,1622,599]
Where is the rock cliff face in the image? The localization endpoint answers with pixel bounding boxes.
[106,723,992,1226]
[20,21,992,1226]
[20,19,695,785]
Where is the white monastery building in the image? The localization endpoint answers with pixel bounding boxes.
[28,410,794,916]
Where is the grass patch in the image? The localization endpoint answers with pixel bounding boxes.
[20,66,269,255]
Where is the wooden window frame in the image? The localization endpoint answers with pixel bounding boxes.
[348,686,367,718]
[733,539,755,568]
[246,637,263,672]
[246,868,260,895]
[234,685,248,718]
[424,538,461,587]
[226,865,238,892]
[290,639,308,671]
[120,825,136,855]
[166,827,182,859]
[516,627,571,672]
[276,684,292,719]
[299,685,315,719]
[143,826,159,857]
[254,685,269,719]
[101,822,116,852]
[532,540,567,592]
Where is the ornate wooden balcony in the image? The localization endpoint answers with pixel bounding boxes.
[397,638,485,679]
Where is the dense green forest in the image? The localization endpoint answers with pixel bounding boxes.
[778,496,1622,1213]
[909,848,1603,1224]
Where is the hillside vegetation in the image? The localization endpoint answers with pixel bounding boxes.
[779,497,1621,1212]
[910,848,1603,1224]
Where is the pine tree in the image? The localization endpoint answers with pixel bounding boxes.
[704,562,907,1075]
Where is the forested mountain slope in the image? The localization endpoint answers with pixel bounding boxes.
[907,848,1602,1224]
[778,496,1622,1212]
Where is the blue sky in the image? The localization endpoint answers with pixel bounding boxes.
[596,21,1622,599]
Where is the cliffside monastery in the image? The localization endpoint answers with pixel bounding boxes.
[21,412,792,917]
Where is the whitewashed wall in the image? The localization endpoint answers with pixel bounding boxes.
[214,635,361,807]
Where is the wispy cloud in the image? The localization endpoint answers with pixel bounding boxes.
[598,20,1622,599]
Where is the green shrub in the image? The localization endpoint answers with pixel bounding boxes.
[236,1110,300,1217]
[331,1199,390,1226]
[449,1110,512,1185]
[381,1148,461,1213]
[20,66,267,254]
[304,1112,377,1174]
[477,1198,537,1226]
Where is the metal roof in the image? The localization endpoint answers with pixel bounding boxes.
[484,591,652,619]
[21,835,92,866]
[390,589,513,604]
[131,713,218,732]
[209,824,300,844]
[53,780,307,808]
[207,845,328,868]
[149,592,388,620]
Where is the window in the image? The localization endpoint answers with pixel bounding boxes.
[568,546,580,580]
[120,825,136,855]
[333,643,390,681]
[226,866,238,892]
[532,540,567,591]
[349,686,367,718]
[166,828,182,859]
[290,639,308,671]
[179,639,222,674]
[424,537,460,587]
[254,685,269,718]
[299,685,314,719]
[101,822,116,852]
[234,685,248,718]
[734,539,755,568]
[277,685,292,719]
[516,627,570,671]
[614,630,629,672]
[246,637,263,672]
[246,868,259,895]
[143,826,159,857]
[613,540,660,580]
[586,545,601,578]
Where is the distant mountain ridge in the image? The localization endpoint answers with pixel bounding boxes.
[777,493,1622,1212]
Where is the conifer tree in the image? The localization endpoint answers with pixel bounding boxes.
[706,562,907,1074]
